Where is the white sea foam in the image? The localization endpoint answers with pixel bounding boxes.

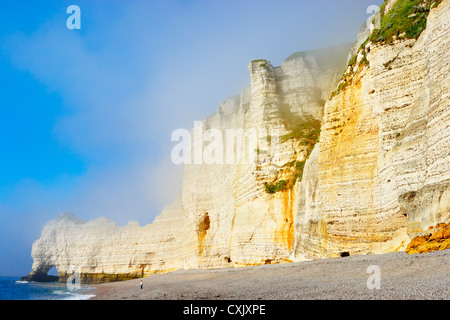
[15,280,28,284]
[53,289,95,300]
[63,293,96,300]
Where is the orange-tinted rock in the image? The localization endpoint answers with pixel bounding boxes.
[405,235,429,253]
[429,224,446,241]
[406,223,450,254]
[444,224,450,239]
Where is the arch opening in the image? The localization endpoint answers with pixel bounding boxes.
[47,266,58,277]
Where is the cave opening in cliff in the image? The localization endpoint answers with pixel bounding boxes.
[47,266,58,277]
[31,265,59,282]
[197,213,211,256]
[198,213,210,235]
[340,252,350,257]
[44,265,60,282]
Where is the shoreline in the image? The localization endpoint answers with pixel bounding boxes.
[86,249,449,300]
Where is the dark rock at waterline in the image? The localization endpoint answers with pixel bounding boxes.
[21,271,58,282]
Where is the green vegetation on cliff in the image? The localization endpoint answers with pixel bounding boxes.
[330,0,442,98]
[278,104,321,144]
[264,160,306,194]
[330,43,370,98]
[370,0,442,44]
[264,105,320,194]
[251,59,269,68]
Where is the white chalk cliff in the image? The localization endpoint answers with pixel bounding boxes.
[24,0,450,282]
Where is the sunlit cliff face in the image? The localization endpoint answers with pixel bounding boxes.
[23,1,450,282]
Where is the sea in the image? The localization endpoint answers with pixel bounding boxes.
[0,276,95,300]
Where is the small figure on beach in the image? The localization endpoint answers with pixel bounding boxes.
[140,279,143,289]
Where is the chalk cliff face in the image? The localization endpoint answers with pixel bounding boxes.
[24,200,185,282]
[181,45,350,269]
[310,0,450,258]
[295,0,450,260]
[24,0,450,282]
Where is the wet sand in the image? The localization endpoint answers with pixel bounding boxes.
[89,250,449,300]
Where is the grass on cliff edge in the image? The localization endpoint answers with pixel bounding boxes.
[330,0,442,98]
[370,0,443,45]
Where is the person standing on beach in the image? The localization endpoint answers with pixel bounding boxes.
[140,279,143,289]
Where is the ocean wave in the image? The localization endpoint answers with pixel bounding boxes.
[63,293,96,300]
[14,280,28,284]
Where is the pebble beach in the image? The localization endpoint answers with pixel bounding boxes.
[89,249,449,300]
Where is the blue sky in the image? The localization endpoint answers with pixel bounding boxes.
[0,0,382,277]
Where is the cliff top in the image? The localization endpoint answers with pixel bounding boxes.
[54,212,84,224]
